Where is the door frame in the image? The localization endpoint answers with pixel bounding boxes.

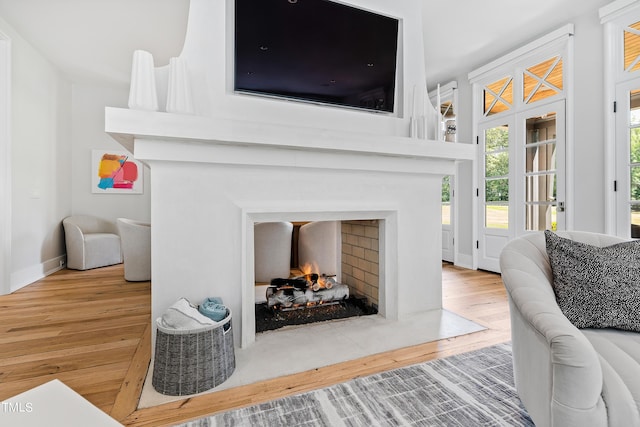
[601,2,640,236]
[0,30,10,296]
[613,78,640,237]
[470,25,574,271]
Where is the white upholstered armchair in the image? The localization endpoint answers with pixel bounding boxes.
[117,218,151,281]
[254,222,293,283]
[63,215,122,270]
[500,231,640,427]
[298,221,339,275]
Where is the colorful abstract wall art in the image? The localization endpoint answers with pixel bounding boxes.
[91,150,143,194]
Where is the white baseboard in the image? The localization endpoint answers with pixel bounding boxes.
[11,255,66,292]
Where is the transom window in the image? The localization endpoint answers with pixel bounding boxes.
[524,56,563,104]
[624,21,640,73]
[482,55,565,118]
[483,77,513,116]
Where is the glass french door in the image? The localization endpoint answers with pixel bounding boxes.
[521,101,565,233]
[478,100,565,272]
[615,79,640,237]
[478,118,513,272]
[442,175,454,262]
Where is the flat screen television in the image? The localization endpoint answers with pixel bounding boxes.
[234,0,399,113]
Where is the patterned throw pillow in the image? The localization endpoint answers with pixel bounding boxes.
[544,230,640,332]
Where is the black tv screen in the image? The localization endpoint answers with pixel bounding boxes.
[234,0,399,113]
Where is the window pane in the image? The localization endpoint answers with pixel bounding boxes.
[526,173,557,202]
[526,143,556,173]
[632,204,640,238]
[524,57,563,104]
[631,166,640,201]
[441,176,450,203]
[485,152,508,178]
[526,112,556,144]
[442,203,451,225]
[486,178,509,202]
[631,89,640,126]
[631,128,640,163]
[484,77,512,115]
[526,204,556,231]
[624,21,640,72]
[485,125,509,151]
[441,176,450,225]
[485,205,508,229]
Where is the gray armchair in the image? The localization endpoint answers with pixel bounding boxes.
[62,215,122,270]
[117,218,151,281]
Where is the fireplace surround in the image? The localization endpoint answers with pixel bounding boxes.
[107,110,475,348]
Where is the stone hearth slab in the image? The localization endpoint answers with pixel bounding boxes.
[138,309,485,408]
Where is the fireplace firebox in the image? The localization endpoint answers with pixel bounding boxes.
[254,220,380,332]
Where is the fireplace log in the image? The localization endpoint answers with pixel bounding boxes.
[267,283,349,308]
[270,277,308,290]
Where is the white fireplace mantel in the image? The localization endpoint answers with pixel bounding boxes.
[105,107,476,169]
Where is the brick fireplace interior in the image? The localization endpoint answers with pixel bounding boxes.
[341,220,380,308]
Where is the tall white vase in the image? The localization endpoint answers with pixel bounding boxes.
[128,50,158,111]
[166,57,195,115]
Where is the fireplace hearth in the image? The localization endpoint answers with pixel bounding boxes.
[255,294,377,333]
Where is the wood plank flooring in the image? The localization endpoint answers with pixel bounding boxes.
[0,263,510,426]
[0,264,150,418]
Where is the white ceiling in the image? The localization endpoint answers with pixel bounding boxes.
[0,0,190,87]
[0,0,614,90]
[424,0,613,87]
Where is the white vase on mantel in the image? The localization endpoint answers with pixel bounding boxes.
[166,57,195,115]
[128,50,158,111]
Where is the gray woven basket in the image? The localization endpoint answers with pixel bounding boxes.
[152,309,235,396]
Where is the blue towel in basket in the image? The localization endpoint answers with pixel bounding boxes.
[199,297,227,321]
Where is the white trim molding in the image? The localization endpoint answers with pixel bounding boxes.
[469,24,575,84]
[600,0,640,23]
[0,30,11,296]
[11,256,66,293]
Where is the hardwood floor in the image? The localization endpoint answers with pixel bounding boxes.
[0,264,151,418]
[0,263,511,426]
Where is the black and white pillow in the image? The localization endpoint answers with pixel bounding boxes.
[545,230,640,332]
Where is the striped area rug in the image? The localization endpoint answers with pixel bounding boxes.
[176,343,533,426]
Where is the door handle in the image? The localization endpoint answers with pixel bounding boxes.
[558,201,565,212]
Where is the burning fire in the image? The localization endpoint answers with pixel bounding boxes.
[299,262,333,290]
[300,261,319,276]
[266,260,344,311]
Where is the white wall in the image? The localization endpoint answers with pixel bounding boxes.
[71,84,150,222]
[451,77,475,266]
[571,9,606,232]
[0,17,151,293]
[1,16,72,292]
